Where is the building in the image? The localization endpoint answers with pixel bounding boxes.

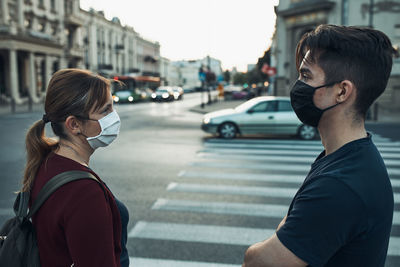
[0,0,84,104]
[0,0,163,105]
[273,0,400,110]
[170,56,223,89]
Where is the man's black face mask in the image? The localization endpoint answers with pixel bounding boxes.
[290,80,340,127]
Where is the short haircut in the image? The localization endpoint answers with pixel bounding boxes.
[296,24,396,119]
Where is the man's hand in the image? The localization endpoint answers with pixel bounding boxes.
[242,233,307,267]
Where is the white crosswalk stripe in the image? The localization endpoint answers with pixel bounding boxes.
[152,198,400,226]
[129,221,400,257]
[129,258,239,267]
[130,137,400,265]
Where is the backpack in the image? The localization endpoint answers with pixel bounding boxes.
[0,170,100,267]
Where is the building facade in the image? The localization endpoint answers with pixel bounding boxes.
[170,56,223,89]
[0,0,162,105]
[273,0,400,110]
[0,0,84,104]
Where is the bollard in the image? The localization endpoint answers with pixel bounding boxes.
[11,98,16,113]
[28,95,33,112]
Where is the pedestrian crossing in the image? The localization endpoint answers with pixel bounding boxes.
[129,134,400,267]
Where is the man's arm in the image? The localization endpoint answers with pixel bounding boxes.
[242,233,307,267]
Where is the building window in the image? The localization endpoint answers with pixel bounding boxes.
[341,0,349,25]
[24,18,32,29]
[51,0,56,12]
[38,0,45,9]
[38,21,46,32]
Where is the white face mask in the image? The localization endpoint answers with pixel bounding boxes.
[86,110,121,150]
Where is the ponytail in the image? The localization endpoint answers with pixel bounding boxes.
[22,120,58,192]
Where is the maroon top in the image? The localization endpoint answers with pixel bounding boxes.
[30,153,122,267]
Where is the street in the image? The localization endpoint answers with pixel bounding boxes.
[0,93,399,266]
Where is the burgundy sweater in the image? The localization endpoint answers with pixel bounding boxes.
[30,153,122,267]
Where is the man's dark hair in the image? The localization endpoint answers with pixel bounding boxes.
[296,24,396,119]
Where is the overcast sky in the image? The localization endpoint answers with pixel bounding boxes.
[80,0,279,72]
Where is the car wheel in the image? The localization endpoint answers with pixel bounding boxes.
[219,122,238,139]
[298,124,317,140]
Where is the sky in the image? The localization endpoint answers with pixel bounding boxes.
[80,0,279,72]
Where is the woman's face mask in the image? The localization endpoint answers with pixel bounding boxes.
[84,110,121,150]
[290,80,340,127]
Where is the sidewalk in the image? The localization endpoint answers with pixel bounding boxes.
[0,102,44,116]
[189,100,246,115]
[189,99,400,123]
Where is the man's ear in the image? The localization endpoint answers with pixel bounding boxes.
[64,116,82,136]
[336,80,354,103]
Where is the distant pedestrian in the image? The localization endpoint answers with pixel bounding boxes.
[23,69,129,267]
[243,25,395,266]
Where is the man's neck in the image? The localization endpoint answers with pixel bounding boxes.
[318,116,367,156]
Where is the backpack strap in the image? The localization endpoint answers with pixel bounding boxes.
[27,170,100,219]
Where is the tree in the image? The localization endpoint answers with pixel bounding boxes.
[233,72,247,85]
[223,70,231,83]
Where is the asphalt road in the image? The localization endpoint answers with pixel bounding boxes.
[0,93,399,266]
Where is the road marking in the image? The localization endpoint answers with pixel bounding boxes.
[152,198,288,218]
[0,208,13,216]
[129,257,239,267]
[204,143,400,153]
[189,161,400,176]
[178,170,304,184]
[153,198,400,226]
[205,138,399,147]
[167,182,400,203]
[179,170,400,188]
[197,152,400,167]
[128,221,275,246]
[190,161,310,172]
[167,182,297,198]
[199,148,400,159]
[128,221,400,256]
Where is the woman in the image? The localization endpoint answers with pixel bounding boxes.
[23,69,129,267]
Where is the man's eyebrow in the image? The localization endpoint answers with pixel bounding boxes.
[299,67,312,75]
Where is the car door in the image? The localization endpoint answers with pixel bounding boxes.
[238,100,277,134]
[272,100,301,134]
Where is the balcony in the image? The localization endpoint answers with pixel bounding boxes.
[65,14,83,27]
[276,0,335,17]
[66,46,84,58]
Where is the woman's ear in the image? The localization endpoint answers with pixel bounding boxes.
[64,116,82,136]
[336,80,354,103]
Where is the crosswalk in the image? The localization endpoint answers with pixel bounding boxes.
[128,134,400,266]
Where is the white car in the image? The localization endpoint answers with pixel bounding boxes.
[201,96,317,140]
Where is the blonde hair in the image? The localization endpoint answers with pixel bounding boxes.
[22,69,110,192]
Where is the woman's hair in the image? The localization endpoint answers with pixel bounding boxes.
[22,69,110,192]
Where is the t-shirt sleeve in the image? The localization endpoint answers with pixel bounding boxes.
[62,180,118,267]
[276,177,367,267]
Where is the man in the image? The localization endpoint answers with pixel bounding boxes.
[243,25,395,267]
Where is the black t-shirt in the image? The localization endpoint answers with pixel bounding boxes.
[277,134,394,267]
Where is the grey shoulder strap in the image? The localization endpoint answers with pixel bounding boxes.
[27,170,99,219]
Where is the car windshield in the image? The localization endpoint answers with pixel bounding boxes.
[234,99,263,112]
[157,89,168,93]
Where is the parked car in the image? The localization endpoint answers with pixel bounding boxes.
[151,87,174,102]
[232,88,256,100]
[172,86,184,100]
[201,96,317,140]
[112,90,141,104]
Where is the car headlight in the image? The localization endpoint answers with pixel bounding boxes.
[113,96,119,102]
[174,92,180,99]
[162,93,169,98]
[151,93,156,98]
[203,117,211,124]
[128,96,134,102]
